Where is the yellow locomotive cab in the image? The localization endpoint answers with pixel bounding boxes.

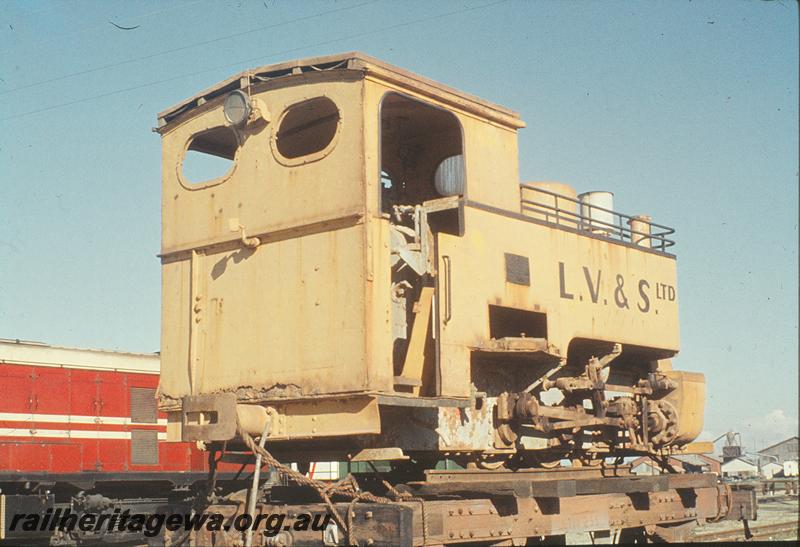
[156,52,705,468]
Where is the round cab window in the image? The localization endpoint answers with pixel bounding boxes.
[276,97,340,160]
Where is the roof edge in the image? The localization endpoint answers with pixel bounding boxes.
[156,52,524,131]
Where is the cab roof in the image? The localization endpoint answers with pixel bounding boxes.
[156,51,525,132]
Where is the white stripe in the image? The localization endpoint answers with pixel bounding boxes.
[0,340,160,374]
[0,412,166,426]
[0,428,167,440]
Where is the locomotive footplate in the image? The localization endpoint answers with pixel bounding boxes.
[181,468,755,546]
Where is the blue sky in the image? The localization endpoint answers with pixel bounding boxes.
[1,0,797,450]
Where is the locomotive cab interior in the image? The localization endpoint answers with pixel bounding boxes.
[379,92,467,394]
[380,92,464,213]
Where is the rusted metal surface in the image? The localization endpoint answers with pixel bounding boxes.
[409,468,717,498]
[181,469,744,545]
[723,486,758,521]
[181,392,238,441]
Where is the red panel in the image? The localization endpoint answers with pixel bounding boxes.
[0,363,221,475]
[6,442,51,472]
[190,445,209,471]
[68,370,99,470]
[31,367,71,415]
[128,373,159,389]
[0,364,34,413]
[0,436,220,474]
[46,442,83,472]
[97,438,128,471]
[69,369,99,417]
[4,440,101,473]
[0,442,10,469]
[152,443,192,471]
[97,372,127,418]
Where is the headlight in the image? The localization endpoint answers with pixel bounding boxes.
[223,90,251,126]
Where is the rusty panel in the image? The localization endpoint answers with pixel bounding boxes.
[187,477,731,546]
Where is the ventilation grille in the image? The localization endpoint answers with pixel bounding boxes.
[130,387,157,424]
[131,430,159,465]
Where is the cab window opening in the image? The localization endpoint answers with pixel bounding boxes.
[181,126,238,185]
[379,93,464,216]
[275,96,340,160]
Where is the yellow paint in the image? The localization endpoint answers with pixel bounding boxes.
[156,53,701,457]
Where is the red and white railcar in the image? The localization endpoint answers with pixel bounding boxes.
[0,339,226,544]
[0,338,206,475]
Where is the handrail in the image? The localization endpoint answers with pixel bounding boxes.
[519,183,676,252]
[442,255,452,324]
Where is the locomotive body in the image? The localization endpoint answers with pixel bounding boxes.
[156,53,705,467]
